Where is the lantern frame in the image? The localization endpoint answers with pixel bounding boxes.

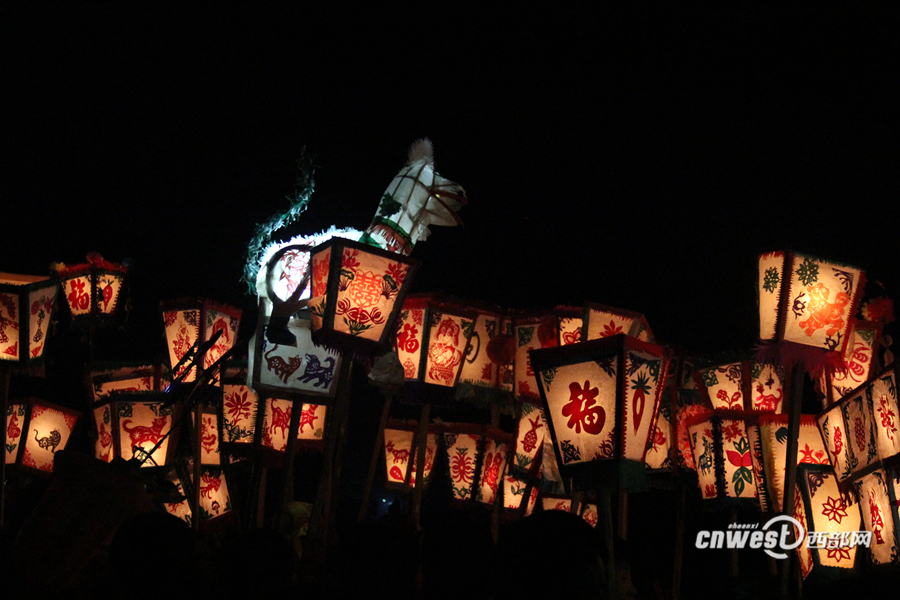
[17,398,81,475]
[258,396,327,466]
[0,272,58,369]
[382,419,440,492]
[850,468,900,566]
[95,392,180,468]
[160,298,242,383]
[582,302,654,343]
[307,236,419,357]
[55,254,128,324]
[530,334,671,493]
[686,408,760,507]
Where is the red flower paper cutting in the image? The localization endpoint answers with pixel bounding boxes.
[821,495,849,524]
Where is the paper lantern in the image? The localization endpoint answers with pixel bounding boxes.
[98,394,176,468]
[248,314,342,401]
[193,408,221,466]
[696,360,787,413]
[502,472,539,516]
[176,461,233,523]
[513,308,583,403]
[819,320,881,406]
[746,422,773,512]
[383,421,438,490]
[19,399,80,473]
[582,302,654,343]
[162,471,192,526]
[540,496,600,528]
[757,251,864,354]
[866,365,899,467]
[0,272,57,367]
[475,430,513,506]
[443,426,482,502]
[394,294,477,404]
[509,400,547,478]
[5,401,28,465]
[453,305,513,404]
[530,334,671,492]
[687,410,758,504]
[55,253,126,322]
[645,399,674,471]
[307,237,418,356]
[161,299,241,382]
[759,415,831,512]
[221,378,259,446]
[793,465,862,578]
[260,398,326,454]
[89,364,163,402]
[851,469,900,566]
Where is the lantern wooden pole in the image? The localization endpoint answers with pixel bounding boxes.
[411,402,431,527]
[1,367,10,528]
[358,391,394,522]
[779,363,805,599]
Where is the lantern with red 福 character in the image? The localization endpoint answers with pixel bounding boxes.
[55,253,127,324]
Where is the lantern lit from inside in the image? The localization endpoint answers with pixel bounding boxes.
[395,294,477,403]
[502,472,538,515]
[196,467,232,521]
[193,409,221,465]
[531,335,670,492]
[757,251,864,353]
[90,364,161,401]
[307,237,418,355]
[510,400,546,477]
[0,272,57,366]
[582,302,654,342]
[819,320,880,405]
[513,308,582,403]
[455,306,513,402]
[687,410,758,504]
[162,471,192,526]
[443,427,481,501]
[759,415,830,512]
[161,299,241,382]
[476,432,512,505]
[5,402,28,464]
[55,253,127,321]
[383,422,437,489]
[20,399,79,473]
[793,465,862,578]
[261,398,326,453]
[112,396,176,467]
[867,365,899,465]
[221,382,258,445]
[540,496,600,528]
[852,469,899,565]
[645,399,674,471]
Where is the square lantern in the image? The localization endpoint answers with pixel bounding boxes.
[501,471,539,517]
[513,308,583,404]
[509,400,547,478]
[221,364,259,447]
[819,320,881,406]
[307,237,418,356]
[96,393,177,468]
[475,429,514,506]
[177,460,233,524]
[582,302,654,343]
[0,272,57,367]
[395,294,477,404]
[695,360,787,413]
[759,414,831,512]
[687,409,759,505]
[89,363,163,402]
[249,313,342,403]
[443,425,483,502]
[18,398,80,474]
[540,496,600,528]
[454,305,514,405]
[852,468,900,566]
[161,299,241,382]
[383,420,438,490]
[793,465,862,579]
[5,401,28,465]
[162,471,192,526]
[260,398,326,459]
[530,334,671,493]
[55,253,127,322]
[757,251,864,354]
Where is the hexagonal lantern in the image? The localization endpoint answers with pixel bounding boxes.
[530,334,670,492]
[161,299,241,382]
[0,272,57,368]
[394,294,477,404]
[55,253,127,324]
[308,237,418,357]
[18,398,80,474]
[582,302,654,342]
[757,251,864,355]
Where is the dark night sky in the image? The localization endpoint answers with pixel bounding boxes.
[4,6,898,357]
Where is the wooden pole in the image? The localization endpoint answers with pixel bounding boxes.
[411,403,431,527]
[779,363,805,599]
[358,391,394,521]
[672,483,685,600]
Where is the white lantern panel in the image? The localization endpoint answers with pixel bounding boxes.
[94,404,115,463]
[163,473,192,526]
[117,402,173,467]
[222,384,257,443]
[445,432,480,501]
[198,468,232,521]
[424,312,472,387]
[5,403,26,464]
[0,292,20,361]
[511,404,546,474]
[843,392,879,474]
[203,308,239,370]
[758,252,784,340]
[503,474,538,514]
[854,470,898,565]
[397,308,426,380]
[477,439,508,505]
[750,362,784,412]
[22,403,78,473]
[622,349,664,461]
[27,287,55,359]
[163,309,199,382]
[251,319,342,397]
[700,363,744,410]
[64,275,93,317]
[514,321,544,401]
[867,368,899,463]
[96,273,124,314]
[801,469,861,570]
[457,312,499,389]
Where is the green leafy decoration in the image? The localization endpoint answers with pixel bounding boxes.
[541,367,557,389]
[517,326,534,347]
[701,369,719,388]
[750,362,762,380]
[118,403,133,419]
[461,320,474,340]
[515,452,534,469]
[796,257,819,287]
[763,266,780,293]
[376,192,402,217]
[775,426,789,445]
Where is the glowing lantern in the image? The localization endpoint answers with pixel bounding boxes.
[307,237,418,356]
[540,496,600,528]
[687,409,758,504]
[645,399,674,471]
[852,469,899,566]
[260,398,326,456]
[866,365,899,466]
[454,305,513,404]
[819,320,881,405]
[0,272,57,367]
[193,408,221,465]
[394,294,477,404]
[582,302,654,342]
[221,371,258,447]
[748,362,787,413]
[476,430,513,506]
[509,400,547,478]
[19,399,80,473]
[383,421,437,490]
[162,471,192,526]
[793,465,862,578]
[161,299,241,382]
[502,472,539,516]
[757,251,864,354]
[530,335,671,492]
[759,415,830,512]
[443,425,482,502]
[195,467,232,522]
[696,360,786,413]
[513,308,582,403]
[98,394,176,468]
[89,364,162,402]
[249,315,342,400]
[55,253,127,322]
[5,401,28,465]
